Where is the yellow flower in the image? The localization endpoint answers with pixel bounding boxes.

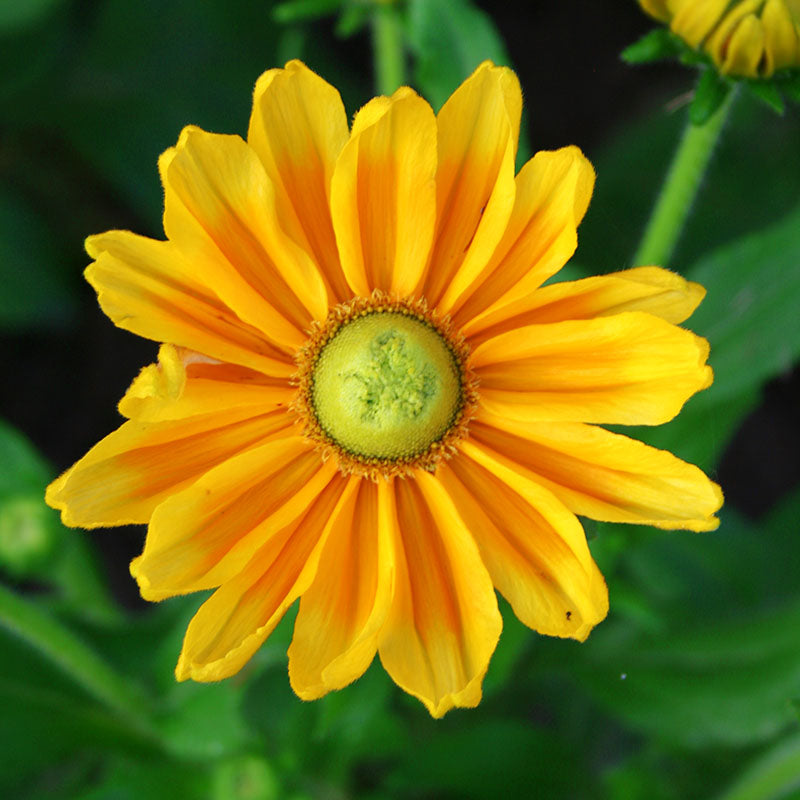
[639,0,800,77]
[46,61,722,717]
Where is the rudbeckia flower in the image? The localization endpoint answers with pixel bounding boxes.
[46,61,722,717]
[639,0,800,77]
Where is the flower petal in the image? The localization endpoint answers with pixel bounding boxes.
[421,62,520,310]
[639,0,671,22]
[471,412,723,531]
[472,311,712,425]
[162,126,329,344]
[118,344,293,422]
[464,266,705,344]
[670,0,731,47]
[441,440,608,641]
[762,0,799,73]
[85,231,294,377]
[377,475,502,718]
[288,480,395,699]
[247,60,351,303]
[720,12,766,78]
[451,147,595,328]
[45,409,292,529]
[176,474,356,682]
[330,87,437,297]
[131,437,337,600]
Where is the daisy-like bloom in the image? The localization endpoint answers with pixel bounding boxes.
[639,0,800,77]
[46,61,723,717]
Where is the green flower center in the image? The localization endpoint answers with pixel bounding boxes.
[310,311,462,460]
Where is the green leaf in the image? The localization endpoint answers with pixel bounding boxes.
[568,599,800,748]
[690,69,731,126]
[716,732,800,800]
[36,0,288,232]
[46,533,122,625]
[314,661,404,780]
[0,419,50,494]
[621,29,681,64]
[604,204,800,471]
[273,0,343,24]
[0,624,162,795]
[0,421,58,578]
[0,496,60,577]
[0,677,158,764]
[211,756,283,800]
[150,607,257,761]
[335,2,371,37]
[0,420,117,617]
[568,489,800,751]
[388,718,590,799]
[406,0,512,112]
[678,48,707,67]
[241,661,318,752]
[0,583,155,730]
[603,751,677,800]
[782,72,800,102]
[78,759,210,800]
[242,657,403,785]
[620,385,759,471]
[747,79,785,114]
[157,681,254,760]
[482,597,532,696]
[624,488,800,622]
[0,0,64,33]
[687,203,800,405]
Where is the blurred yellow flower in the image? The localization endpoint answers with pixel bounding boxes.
[640,0,800,77]
[46,61,722,717]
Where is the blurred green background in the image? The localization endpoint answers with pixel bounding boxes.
[2,1,800,798]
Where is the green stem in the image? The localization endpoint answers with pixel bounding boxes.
[0,582,158,742]
[372,1,405,95]
[633,89,737,267]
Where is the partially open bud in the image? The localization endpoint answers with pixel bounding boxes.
[637,0,800,78]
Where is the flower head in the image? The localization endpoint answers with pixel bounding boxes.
[46,61,722,717]
[639,0,800,77]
